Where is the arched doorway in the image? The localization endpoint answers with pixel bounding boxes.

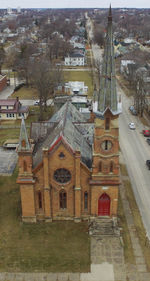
[98,193,110,216]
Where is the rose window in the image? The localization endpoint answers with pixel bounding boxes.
[54,168,71,184]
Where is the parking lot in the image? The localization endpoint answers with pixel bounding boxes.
[0,147,18,176]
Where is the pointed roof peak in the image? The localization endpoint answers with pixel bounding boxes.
[108,4,112,22]
[18,117,30,151]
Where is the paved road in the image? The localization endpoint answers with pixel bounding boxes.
[0,86,15,99]
[0,147,17,175]
[118,84,150,239]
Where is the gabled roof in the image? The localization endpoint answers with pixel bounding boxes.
[0,99,16,106]
[0,98,28,114]
[68,53,84,58]
[32,102,93,169]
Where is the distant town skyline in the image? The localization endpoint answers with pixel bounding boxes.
[0,0,150,9]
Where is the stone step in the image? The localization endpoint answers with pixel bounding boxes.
[89,217,120,237]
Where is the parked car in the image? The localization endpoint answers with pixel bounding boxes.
[3,139,19,149]
[146,160,150,170]
[146,138,150,145]
[128,122,136,130]
[129,105,137,116]
[34,100,40,106]
[143,130,150,137]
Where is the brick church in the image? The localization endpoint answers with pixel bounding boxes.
[17,7,121,223]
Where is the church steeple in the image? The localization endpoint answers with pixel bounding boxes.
[98,6,118,115]
[108,4,112,22]
[18,117,30,151]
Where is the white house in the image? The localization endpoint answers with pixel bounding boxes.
[0,98,29,120]
[65,53,85,66]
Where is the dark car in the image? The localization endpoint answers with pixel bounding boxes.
[143,130,150,137]
[129,105,137,116]
[146,160,150,170]
[146,138,150,145]
[14,83,26,92]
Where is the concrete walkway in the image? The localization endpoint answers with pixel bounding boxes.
[120,153,150,281]
[0,85,14,99]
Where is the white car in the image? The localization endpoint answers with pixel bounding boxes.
[128,122,136,130]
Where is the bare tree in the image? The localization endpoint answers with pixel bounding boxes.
[0,45,5,74]
[94,58,102,90]
[14,42,37,86]
[93,26,104,47]
[31,57,64,120]
[134,73,148,117]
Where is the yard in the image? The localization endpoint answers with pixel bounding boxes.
[0,106,54,146]
[0,169,90,273]
[63,70,94,98]
[10,86,39,99]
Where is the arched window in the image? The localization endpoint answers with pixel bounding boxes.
[59,152,65,159]
[110,161,113,173]
[60,190,67,209]
[84,192,88,210]
[23,160,27,172]
[105,117,110,130]
[38,191,42,209]
[99,161,102,172]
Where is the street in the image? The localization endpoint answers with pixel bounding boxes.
[119,84,150,239]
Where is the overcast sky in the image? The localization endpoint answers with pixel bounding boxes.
[0,0,149,9]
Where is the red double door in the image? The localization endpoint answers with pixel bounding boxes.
[98,193,110,216]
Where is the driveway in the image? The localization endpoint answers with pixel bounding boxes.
[0,147,17,176]
[0,86,15,99]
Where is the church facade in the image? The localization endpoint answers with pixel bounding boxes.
[17,7,121,223]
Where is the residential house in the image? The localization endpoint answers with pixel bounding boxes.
[0,97,29,120]
[54,81,89,110]
[65,53,85,66]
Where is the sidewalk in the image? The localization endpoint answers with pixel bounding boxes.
[120,152,150,281]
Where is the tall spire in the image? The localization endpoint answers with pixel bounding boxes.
[18,117,30,151]
[98,6,118,115]
[108,4,112,22]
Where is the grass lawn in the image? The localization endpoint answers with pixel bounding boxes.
[124,179,150,271]
[117,191,135,264]
[10,87,39,100]
[64,71,94,98]
[0,128,21,146]
[120,164,150,271]
[0,169,90,273]
[0,106,54,146]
